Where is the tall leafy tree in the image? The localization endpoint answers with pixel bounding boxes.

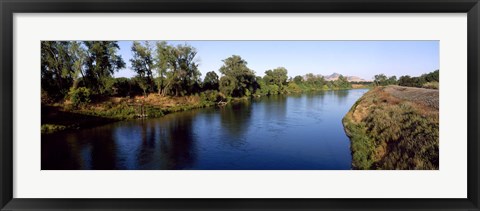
[219,55,256,97]
[83,41,125,94]
[130,41,155,95]
[154,41,173,95]
[163,44,201,96]
[68,41,87,89]
[264,67,288,93]
[41,41,75,99]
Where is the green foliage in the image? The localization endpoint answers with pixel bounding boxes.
[68,87,91,108]
[268,84,280,95]
[343,118,375,169]
[79,101,138,120]
[219,55,257,97]
[398,70,439,89]
[83,41,126,94]
[144,106,164,118]
[111,77,135,97]
[254,76,269,96]
[285,73,352,93]
[287,82,302,93]
[422,81,439,89]
[200,90,222,102]
[203,71,219,90]
[293,75,304,84]
[219,75,236,97]
[162,44,202,96]
[154,41,172,95]
[374,74,397,86]
[130,41,155,95]
[41,41,75,99]
[264,67,288,94]
[333,75,352,89]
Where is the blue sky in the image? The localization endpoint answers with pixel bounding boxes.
[115,41,439,81]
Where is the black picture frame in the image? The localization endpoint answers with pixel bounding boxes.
[1,0,479,210]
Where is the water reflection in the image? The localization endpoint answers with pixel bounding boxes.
[333,90,349,104]
[220,101,252,136]
[42,89,368,170]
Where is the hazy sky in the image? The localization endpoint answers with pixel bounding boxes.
[114,40,439,81]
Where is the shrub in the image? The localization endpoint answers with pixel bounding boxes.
[68,87,91,108]
[268,84,279,95]
[422,81,439,89]
[287,82,302,93]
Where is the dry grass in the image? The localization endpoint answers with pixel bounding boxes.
[384,85,439,110]
[343,85,439,170]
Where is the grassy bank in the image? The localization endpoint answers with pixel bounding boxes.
[42,94,217,134]
[342,86,439,170]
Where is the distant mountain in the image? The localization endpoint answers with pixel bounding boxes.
[326,73,341,79]
[346,76,369,82]
[323,73,369,82]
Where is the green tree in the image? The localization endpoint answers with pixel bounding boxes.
[41,41,75,99]
[387,76,397,85]
[398,75,414,87]
[264,67,288,94]
[130,41,154,96]
[83,41,125,94]
[293,75,304,84]
[255,76,269,95]
[219,55,257,97]
[68,41,87,89]
[154,41,173,95]
[163,44,201,96]
[219,75,236,97]
[421,70,439,83]
[333,75,352,89]
[373,74,388,86]
[203,71,219,90]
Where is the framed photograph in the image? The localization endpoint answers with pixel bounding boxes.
[1,0,479,210]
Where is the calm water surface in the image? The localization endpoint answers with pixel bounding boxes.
[42,89,368,170]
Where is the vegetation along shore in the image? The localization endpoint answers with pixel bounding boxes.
[343,77,439,169]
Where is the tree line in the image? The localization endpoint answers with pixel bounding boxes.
[42,41,356,106]
[373,70,439,89]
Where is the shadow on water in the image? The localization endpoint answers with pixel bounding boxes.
[41,127,118,170]
[42,110,198,170]
[218,101,253,148]
[158,113,197,169]
[262,95,288,122]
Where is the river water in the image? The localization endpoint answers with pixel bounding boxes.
[41,89,368,170]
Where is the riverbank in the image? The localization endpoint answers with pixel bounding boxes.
[41,94,217,134]
[342,85,439,170]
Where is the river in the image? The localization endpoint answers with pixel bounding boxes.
[41,89,368,170]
